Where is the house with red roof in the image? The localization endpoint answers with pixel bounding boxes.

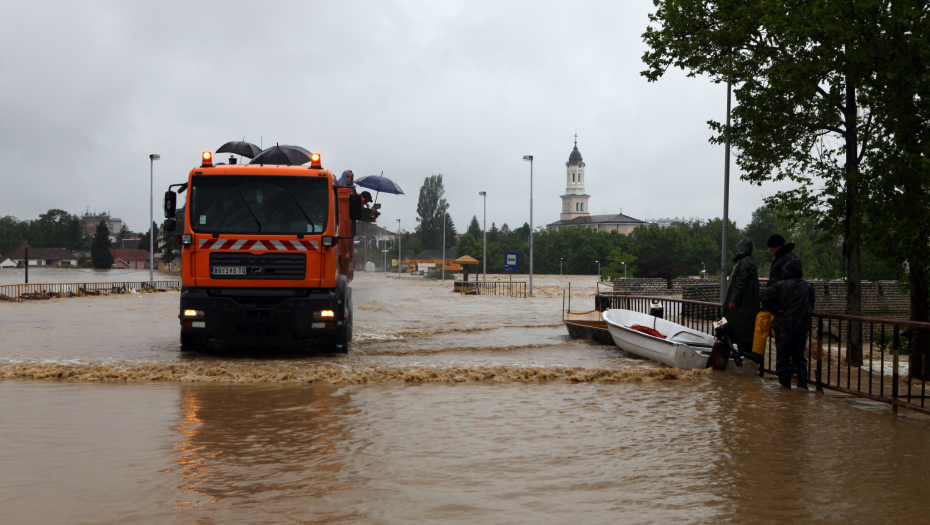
[2,242,78,267]
[113,249,153,269]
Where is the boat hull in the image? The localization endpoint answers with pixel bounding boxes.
[602,309,716,369]
[564,320,615,346]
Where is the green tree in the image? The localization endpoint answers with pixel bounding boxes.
[466,215,481,236]
[118,223,131,242]
[858,2,930,378]
[90,220,114,269]
[414,174,450,250]
[602,248,636,280]
[642,0,885,363]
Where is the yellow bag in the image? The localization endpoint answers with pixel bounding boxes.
[753,311,774,357]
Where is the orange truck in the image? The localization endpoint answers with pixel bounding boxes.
[162,148,366,353]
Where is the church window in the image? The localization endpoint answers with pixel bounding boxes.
[581,202,584,211]
[572,174,575,182]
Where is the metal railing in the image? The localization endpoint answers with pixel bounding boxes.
[456,280,527,298]
[0,281,182,302]
[605,292,929,416]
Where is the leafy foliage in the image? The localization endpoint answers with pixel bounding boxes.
[0,209,84,255]
[414,174,451,250]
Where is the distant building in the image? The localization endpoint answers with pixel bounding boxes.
[650,218,684,228]
[0,257,16,268]
[121,238,141,250]
[2,242,78,267]
[547,135,647,234]
[81,211,122,241]
[112,249,151,270]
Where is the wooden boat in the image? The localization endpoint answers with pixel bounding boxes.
[563,311,615,346]
[602,309,717,369]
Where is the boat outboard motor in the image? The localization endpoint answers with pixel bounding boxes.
[709,317,743,370]
[649,301,664,319]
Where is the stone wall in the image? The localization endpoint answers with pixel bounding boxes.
[611,277,709,296]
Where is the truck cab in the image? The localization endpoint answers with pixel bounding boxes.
[163,150,362,353]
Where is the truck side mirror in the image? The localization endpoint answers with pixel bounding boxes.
[163,218,177,232]
[348,194,362,221]
[163,191,177,219]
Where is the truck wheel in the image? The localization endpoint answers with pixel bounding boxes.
[333,288,352,354]
[180,331,200,353]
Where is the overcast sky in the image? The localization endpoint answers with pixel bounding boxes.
[1,0,796,236]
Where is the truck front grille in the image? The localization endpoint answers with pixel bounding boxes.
[209,252,306,280]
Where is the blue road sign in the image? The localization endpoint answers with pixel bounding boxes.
[504,252,519,271]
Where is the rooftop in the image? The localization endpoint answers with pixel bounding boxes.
[548,213,645,227]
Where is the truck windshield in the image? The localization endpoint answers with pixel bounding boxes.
[189,176,329,234]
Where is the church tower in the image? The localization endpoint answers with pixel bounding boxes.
[560,134,590,221]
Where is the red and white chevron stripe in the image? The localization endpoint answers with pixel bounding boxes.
[197,238,319,251]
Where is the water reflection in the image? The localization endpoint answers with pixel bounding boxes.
[169,384,354,519]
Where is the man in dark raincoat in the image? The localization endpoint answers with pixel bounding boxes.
[724,239,761,362]
[767,233,799,285]
[760,258,815,389]
[752,233,803,359]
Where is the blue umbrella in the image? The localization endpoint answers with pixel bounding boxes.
[355,173,405,204]
[355,174,405,195]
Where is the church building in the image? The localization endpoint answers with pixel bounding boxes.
[547,135,646,234]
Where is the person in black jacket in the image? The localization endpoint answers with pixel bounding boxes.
[760,258,815,389]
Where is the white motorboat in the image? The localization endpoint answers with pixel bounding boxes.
[602,309,718,369]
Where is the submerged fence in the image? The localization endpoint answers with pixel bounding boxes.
[0,281,182,302]
[456,280,527,298]
[599,291,929,416]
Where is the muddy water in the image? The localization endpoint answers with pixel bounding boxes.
[2,274,930,523]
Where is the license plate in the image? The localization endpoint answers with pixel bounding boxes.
[211,266,246,275]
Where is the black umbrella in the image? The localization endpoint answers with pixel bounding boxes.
[216,141,262,159]
[248,144,313,166]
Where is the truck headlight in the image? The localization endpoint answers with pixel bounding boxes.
[180,234,193,245]
[322,236,335,247]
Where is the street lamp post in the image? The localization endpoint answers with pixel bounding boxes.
[702,261,706,279]
[720,50,733,304]
[523,155,533,295]
[396,219,401,276]
[479,191,486,280]
[149,154,160,282]
[622,261,626,279]
[441,210,446,281]
[560,257,563,281]
[596,260,600,281]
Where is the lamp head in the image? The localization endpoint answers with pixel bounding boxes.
[479,191,486,197]
[523,155,533,161]
[150,154,161,161]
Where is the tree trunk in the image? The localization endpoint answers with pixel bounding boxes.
[909,264,929,381]
[844,77,863,366]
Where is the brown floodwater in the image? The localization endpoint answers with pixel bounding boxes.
[2,273,930,524]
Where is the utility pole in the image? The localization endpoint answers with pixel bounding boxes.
[149,154,160,282]
[442,210,446,281]
[479,191,487,280]
[523,155,534,295]
[396,219,401,276]
[720,50,732,304]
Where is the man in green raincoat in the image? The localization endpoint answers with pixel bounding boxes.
[724,239,761,362]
